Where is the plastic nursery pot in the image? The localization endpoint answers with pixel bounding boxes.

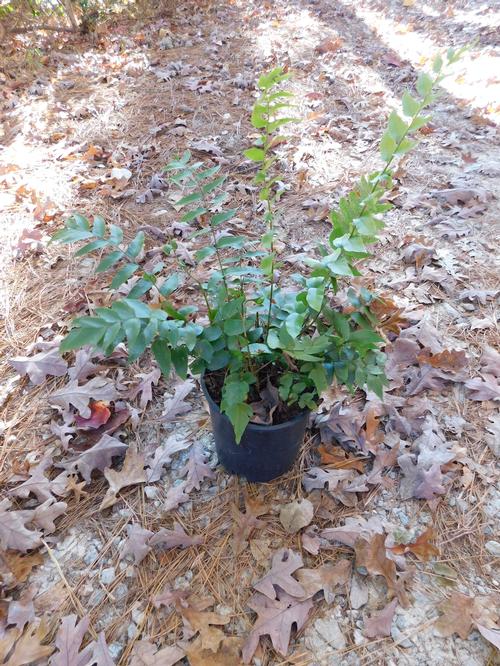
[200,374,310,483]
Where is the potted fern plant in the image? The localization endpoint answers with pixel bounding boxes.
[53,49,465,481]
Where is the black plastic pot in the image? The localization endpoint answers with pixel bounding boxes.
[201,374,310,482]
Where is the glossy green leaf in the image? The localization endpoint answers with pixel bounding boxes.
[244,147,265,162]
[225,402,252,444]
[402,91,420,117]
[126,232,145,259]
[74,239,109,256]
[96,250,123,273]
[152,340,172,375]
[387,111,407,142]
[380,131,397,161]
[111,263,139,289]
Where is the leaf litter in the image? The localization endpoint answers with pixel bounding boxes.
[0,0,499,663]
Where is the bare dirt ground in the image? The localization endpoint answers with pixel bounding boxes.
[0,0,499,664]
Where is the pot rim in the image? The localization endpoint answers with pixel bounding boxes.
[200,372,310,432]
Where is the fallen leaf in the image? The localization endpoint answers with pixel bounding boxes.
[10,458,68,503]
[180,441,215,492]
[181,606,230,652]
[296,559,351,603]
[1,551,43,586]
[149,523,202,550]
[354,534,409,606]
[302,467,353,493]
[87,632,115,666]
[413,416,455,468]
[82,407,130,445]
[481,346,500,377]
[74,400,111,429]
[161,380,195,420]
[279,499,314,534]
[60,434,128,482]
[242,591,313,662]
[398,454,446,501]
[164,482,190,512]
[0,620,53,665]
[50,377,118,419]
[50,615,92,666]
[315,37,343,54]
[250,539,272,565]
[318,445,366,472]
[129,368,161,409]
[0,499,42,552]
[185,636,243,665]
[390,528,439,560]
[416,349,467,372]
[145,435,192,483]
[67,349,101,382]
[476,624,500,650]
[7,589,35,630]
[65,475,88,503]
[253,549,305,600]
[232,494,268,556]
[50,421,76,450]
[435,592,476,639]
[120,523,154,565]
[250,379,280,425]
[301,527,321,556]
[189,139,223,157]
[9,348,67,385]
[31,499,67,533]
[129,639,184,666]
[100,447,146,509]
[405,365,456,395]
[364,599,398,638]
[465,375,500,401]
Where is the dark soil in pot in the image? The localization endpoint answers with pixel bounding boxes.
[201,370,309,483]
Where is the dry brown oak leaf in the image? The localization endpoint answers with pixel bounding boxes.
[49,614,92,666]
[253,549,305,600]
[279,499,314,534]
[354,533,409,607]
[49,376,118,418]
[364,598,398,638]
[1,550,43,586]
[9,347,67,385]
[100,447,146,510]
[465,374,500,401]
[232,494,268,556]
[161,379,195,420]
[180,440,215,492]
[435,591,500,650]
[87,632,115,665]
[0,499,42,552]
[59,434,128,482]
[120,523,154,565]
[9,457,68,504]
[149,523,203,550]
[129,639,184,666]
[242,591,314,663]
[181,606,231,652]
[296,559,351,604]
[0,620,53,665]
[390,528,439,561]
[128,367,161,409]
[185,636,243,666]
[145,435,191,483]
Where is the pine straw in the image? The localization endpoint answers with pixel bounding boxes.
[1,0,499,663]
[29,429,358,665]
